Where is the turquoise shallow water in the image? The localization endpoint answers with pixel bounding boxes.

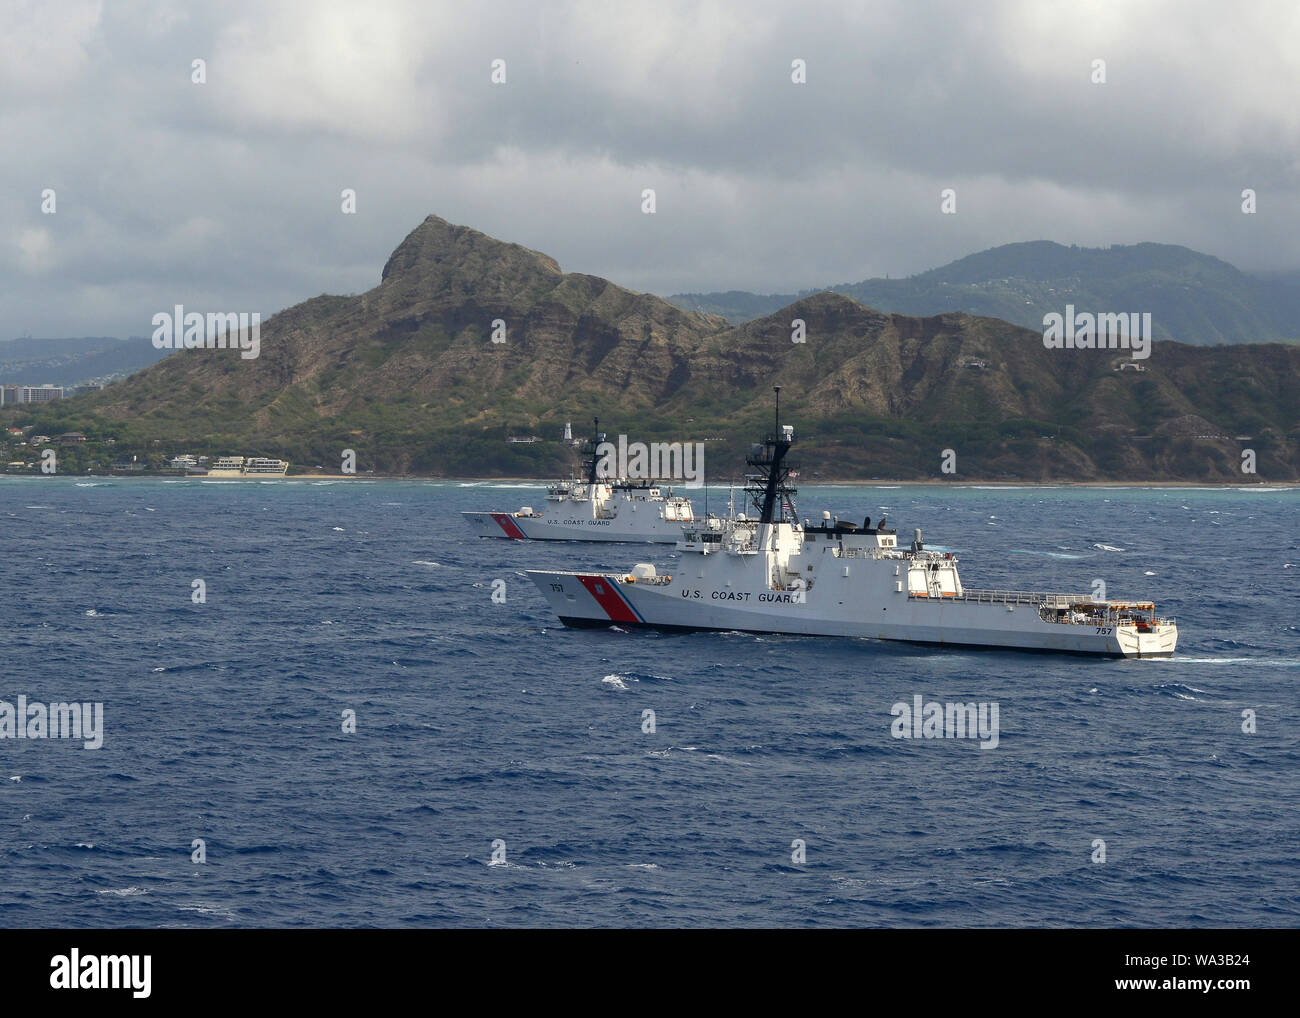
[1,477,1297,927]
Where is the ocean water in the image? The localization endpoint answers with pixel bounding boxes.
[1,477,1297,928]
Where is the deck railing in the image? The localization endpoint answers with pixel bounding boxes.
[924,588,1095,607]
[832,545,900,559]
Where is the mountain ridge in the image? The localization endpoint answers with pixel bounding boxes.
[0,335,167,388]
[5,217,1297,481]
[669,240,1300,347]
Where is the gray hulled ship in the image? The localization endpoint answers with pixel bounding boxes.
[527,392,1178,657]
[463,420,695,543]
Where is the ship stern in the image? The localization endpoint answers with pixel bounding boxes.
[1117,621,1178,658]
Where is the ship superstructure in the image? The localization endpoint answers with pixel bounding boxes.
[526,390,1178,657]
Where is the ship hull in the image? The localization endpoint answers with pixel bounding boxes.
[527,569,1177,658]
[462,510,684,543]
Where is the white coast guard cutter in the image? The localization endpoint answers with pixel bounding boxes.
[527,390,1178,657]
[463,419,696,543]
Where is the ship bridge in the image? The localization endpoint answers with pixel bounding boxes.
[801,512,897,550]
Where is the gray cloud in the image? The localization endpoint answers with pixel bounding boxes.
[3,0,1298,338]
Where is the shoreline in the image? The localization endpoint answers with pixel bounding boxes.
[4,472,1296,488]
[287,473,1300,487]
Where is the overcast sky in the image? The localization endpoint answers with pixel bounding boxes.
[3,0,1298,338]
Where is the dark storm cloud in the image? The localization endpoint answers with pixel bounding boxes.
[2,0,1297,338]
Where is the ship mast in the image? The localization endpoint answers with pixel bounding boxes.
[582,416,601,485]
[745,385,798,527]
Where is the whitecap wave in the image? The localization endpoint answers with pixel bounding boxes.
[178,903,237,920]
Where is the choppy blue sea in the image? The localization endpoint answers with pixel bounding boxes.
[1,476,1297,928]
